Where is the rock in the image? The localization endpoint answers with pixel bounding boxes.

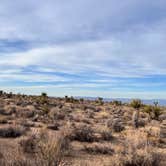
[158,113,166,121]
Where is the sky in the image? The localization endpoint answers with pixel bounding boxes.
[0,0,166,99]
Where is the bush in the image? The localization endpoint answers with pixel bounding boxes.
[143,105,162,120]
[153,107,162,119]
[107,119,124,132]
[19,134,39,153]
[121,130,162,166]
[0,125,26,138]
[111,100,122,106]
[84,143,114,155]
[130,99,142,109]
[37,129,71,166]
[99,127,113,141]
[71,125,96,142]
[19,128,71,165]
[143,105,153,114]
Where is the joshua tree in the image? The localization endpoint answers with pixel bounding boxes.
[131,99,142,128]
[153,101,159,107]
[40,92,48,104]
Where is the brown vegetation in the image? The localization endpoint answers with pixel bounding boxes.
[0,91,165,166]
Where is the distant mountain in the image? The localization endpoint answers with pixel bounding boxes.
[76,97,166,106]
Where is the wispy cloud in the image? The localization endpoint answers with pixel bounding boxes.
[0,0,166,98]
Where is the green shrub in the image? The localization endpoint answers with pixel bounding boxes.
[111,100,122,106]
[143,105,153,114]
[143,105,162,120]
[130,99,142,109]
[153,106,162,119]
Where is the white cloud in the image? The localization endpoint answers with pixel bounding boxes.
[0,0,166,98]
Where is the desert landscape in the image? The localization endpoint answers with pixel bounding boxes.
[0,91,165,166]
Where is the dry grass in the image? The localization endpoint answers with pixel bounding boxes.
[0,92,165,166]
[84,143,114,155]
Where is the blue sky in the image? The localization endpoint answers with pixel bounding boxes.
[0,0,166,99]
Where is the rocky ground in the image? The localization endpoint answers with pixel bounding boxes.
[0,91,165,166]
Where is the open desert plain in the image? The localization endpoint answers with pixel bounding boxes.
[0,92,165,166]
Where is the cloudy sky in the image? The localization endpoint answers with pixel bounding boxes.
[0,0,166,99]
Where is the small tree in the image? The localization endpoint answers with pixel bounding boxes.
[97,97,104,105]
[41,92,47,98]
[40,92,48,104]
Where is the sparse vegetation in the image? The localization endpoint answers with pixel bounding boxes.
[0,91,165,166]
[130,99,142,109]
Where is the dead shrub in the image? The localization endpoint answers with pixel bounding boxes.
[107,119,125,132]
[19,134,39,153]
[120,130,162,166]
[36,129,71,166]
[84,143,114,155]
[18,127,71,166]
[99,127,113,141]
[71,125,96,142]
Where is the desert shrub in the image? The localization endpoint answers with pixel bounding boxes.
[39,92,48,104]
[153,107,162,120]
[130,99,142,109]
[120,130,162,166]
[143,105,153,114]
[143,105,162,120]
[49,108,65,120]
[112,120,124,132]
[36,129,71,166]
[111,100,122,106]
[79,98,84,103]
[41,92,47,98]
[71,125,96,142]
[17,107,35,118]
[0,90,3,96]
[41,105,49,114]
[0,125,26,138]
[99,127,113,141]
[18,128,71,166]
[84,143,114,155]
[96,97,104,105]
[107,118,124,132]
[19,134,39,153]
[122,152,161,166]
